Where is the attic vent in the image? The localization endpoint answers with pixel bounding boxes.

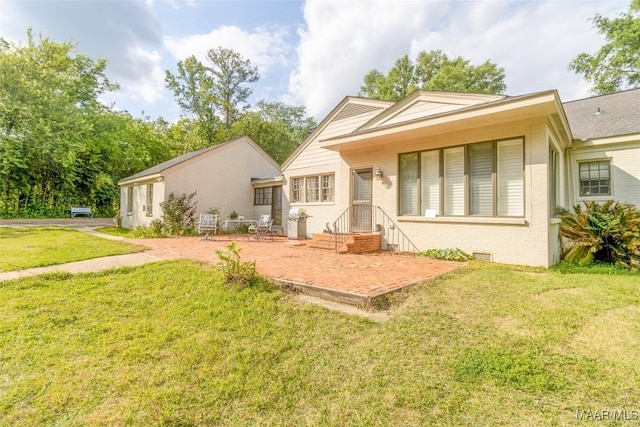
[472,252,492,262]
[333,104,383,121]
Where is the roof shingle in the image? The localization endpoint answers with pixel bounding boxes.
[562,88,640,140]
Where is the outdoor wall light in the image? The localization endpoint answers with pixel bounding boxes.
[375,166,383,180]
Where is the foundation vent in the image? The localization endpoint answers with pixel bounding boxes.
[472,252,492,262]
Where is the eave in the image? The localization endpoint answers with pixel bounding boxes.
[319,91,570,152]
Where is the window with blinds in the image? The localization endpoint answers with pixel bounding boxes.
[444,147,465,216]
[420,150,440,214]
[469,142,493,216]
[497,139,524,216]
[398,138,524,218]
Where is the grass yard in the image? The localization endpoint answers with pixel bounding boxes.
[0,258,639,426]
[0,227,145,272]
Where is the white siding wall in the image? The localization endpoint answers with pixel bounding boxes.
[121,138,280,229]
[283,108,383,235]
[319,119,555,266]
[165,140,281,221]
[569,140,640,208]
[120,180,165,229]
[380,101,466,127]
[283,97,568,267]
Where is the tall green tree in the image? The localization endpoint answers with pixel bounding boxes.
[359,50,507,101]
[207,47,259,129]
[0,30,173,217]
[216,100,316,164]
[0,30,117,215]
[165,47,259,146]
[165,56,218,145]
[569,0,640,94]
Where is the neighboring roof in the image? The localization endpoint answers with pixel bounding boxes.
[118,136,279,185]
[563,88,640,140]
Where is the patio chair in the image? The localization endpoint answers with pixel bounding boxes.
[248,214,273,240]
[197,213,218,241]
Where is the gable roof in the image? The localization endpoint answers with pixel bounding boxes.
[118,136,279,185]
[563,88,640,140]
[319,90,571,151]
[356,90,506,132]
[281,96,393,169]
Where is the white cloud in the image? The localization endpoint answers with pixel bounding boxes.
[288,0,629,119]
[0,0,167,114]
[163,25,292,74]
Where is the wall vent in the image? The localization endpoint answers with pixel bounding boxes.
[472,252,492,262]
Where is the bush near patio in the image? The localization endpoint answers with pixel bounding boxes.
[131,191,198,238]
[558,200,640,271]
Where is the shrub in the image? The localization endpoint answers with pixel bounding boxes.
[131,219,168,238]
[160,192,197,236]
[216,242,259,287]
[419,248,472,262]
[558,200,640,271]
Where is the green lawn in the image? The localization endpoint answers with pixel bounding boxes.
[1,258,638,426]
[0,227,145,272]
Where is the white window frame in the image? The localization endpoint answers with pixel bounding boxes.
[578,160,611,197]
[398,137,524,218]
[290,174,335,204]
[127,186,133,215]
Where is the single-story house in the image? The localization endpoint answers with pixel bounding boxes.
[281,88,640,267]
[118,135,283,229]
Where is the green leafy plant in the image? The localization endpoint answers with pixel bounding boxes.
[419,248,472,262]
[131,219,168,238]
[216,242,258,287]
[229,210,239,220]
[207,207,220,216]
[558,200,640,270]
[160,191,198,236]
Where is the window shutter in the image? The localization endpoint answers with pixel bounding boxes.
[497,139,524,216]
[469,142,493,216]
[444,147,465,215]
[421,150,440,213]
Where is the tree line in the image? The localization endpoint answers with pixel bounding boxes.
[0,1,636,218]
[0,32,317,218]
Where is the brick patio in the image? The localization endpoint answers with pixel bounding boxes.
[127,235,462,307]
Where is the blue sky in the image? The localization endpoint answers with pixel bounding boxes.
[0,0,630,122]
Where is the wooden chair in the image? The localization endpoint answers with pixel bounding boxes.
[197,213,218,240]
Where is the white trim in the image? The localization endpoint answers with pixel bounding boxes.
[398,216,527,226]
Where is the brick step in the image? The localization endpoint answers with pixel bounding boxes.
[312,233,381,254]
[310,233,337,250]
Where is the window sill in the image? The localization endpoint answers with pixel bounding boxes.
[290,202,335,206]
[397,216,528,226]
[577,195,612,201]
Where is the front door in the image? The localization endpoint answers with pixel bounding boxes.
[351,169,372,232]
